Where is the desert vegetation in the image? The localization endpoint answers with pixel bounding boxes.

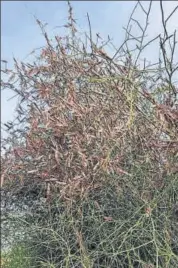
[1,1,178,267]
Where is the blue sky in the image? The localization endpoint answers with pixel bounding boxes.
[1,1,178,137]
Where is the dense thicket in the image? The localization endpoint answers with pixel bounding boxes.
[1,1,178,267]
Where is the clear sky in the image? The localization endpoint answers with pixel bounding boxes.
[1,1,178,137]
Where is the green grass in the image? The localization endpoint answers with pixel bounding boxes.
[2,244,33,268]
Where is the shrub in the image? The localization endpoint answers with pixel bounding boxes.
[1,1,178,267]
